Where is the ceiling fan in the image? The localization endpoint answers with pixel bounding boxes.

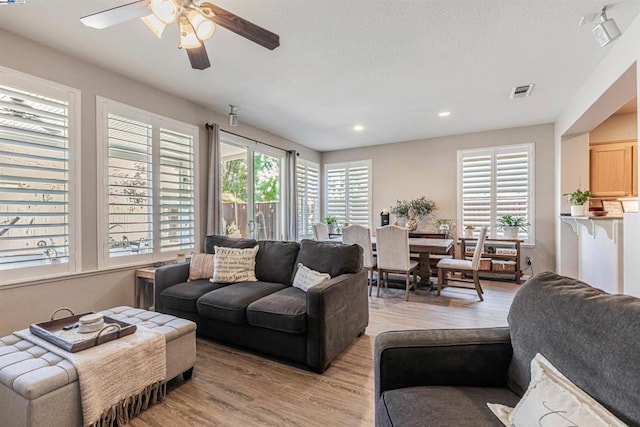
[80,0,280,70]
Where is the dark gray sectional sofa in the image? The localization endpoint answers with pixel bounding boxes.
[375,271,640,426]
[155,235,369,373]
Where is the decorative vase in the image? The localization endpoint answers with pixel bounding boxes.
[503,226,519,240]
[570,205,586,217]
[464,229,474,239]
[406,217,418,232]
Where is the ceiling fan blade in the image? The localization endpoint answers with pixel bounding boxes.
[200,2,280,50]
[80,0,148,29]
[187,45,211,70]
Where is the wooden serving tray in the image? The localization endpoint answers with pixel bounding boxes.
[30,312,136,353]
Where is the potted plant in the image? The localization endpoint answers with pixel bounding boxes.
[390,196,437,231]
[464,225,475,239]
[323,216,338,233]
[434,218,454,236]
[563,189,594,217]
[496,215,529,240]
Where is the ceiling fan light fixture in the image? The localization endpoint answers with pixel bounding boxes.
[149,0,177,24]
[179,19,201,49]
[188,9,216,40]
[141,13,167,38]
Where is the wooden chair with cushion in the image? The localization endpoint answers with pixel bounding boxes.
[375,225,418,301]
[313,222,329,241]
[343,224,377,296]
[436,225,488,301]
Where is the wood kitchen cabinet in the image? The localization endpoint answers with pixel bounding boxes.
[590,140,637,197]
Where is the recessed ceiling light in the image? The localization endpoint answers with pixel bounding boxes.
[353,124,364,131]
[438,111,451,117]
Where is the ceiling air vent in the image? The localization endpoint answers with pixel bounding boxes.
[510,84,534,99]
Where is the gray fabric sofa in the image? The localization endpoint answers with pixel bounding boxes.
[155,235,369,373]
[374,271,640,426]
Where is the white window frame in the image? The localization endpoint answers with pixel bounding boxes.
[296,158,320,240]
[0,66,81,284]
[96,97,199,268]
[457,143,535,246]
[323,159,372,228]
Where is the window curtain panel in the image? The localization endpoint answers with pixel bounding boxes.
[206,123,221,235]
[286,150,298,241]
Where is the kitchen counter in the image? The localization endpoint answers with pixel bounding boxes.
[560,215,623,294]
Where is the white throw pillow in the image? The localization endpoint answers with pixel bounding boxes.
[188,252,215,281]
[487,353,626,427]
[292,263,331,292]
[210,245,259,283]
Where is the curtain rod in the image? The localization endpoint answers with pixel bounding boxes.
[206,123,293,154]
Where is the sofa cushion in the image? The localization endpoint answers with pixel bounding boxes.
[507,272,640,425]
[188,252,215,281]
[246,287,307,333]
[204,235,257,254]
[197,281,287,325]
[295,239,363,277]
[255,240,300,284]
[212,245,259,283]
[292,263,330,292]
[505,353,626,427]
[376,386,519,427]
[159,280,227,313]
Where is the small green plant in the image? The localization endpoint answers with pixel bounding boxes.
[434,218,454,227]
[563,189,594,206]
[496,215,530,231]
[323,216,338,226]
[464,224,475,230]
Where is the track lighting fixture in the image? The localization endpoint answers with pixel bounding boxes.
[581,5,621,47]
[228,105,239,127]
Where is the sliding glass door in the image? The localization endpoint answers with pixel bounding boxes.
[220,135,283,240]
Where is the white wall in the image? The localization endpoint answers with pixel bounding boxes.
[322,123,556,274]
[557,133,590,277]
[0,30,320,335]
[590,112,637,143]
[554,13,640,279]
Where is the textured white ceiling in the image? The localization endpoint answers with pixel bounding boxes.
[1,0,639,151]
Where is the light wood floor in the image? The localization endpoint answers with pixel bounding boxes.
[130,280,519,427]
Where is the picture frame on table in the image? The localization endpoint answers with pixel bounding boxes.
[602,200,624,216]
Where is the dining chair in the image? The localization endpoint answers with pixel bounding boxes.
[343,224,377,296]
[436,225,488,301]
[313,222,330,241]
[375,225,418,301]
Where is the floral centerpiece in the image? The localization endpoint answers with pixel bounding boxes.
[390,196,437,231]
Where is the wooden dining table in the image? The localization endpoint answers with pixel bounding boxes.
[329,236,454,287]
[375,237,454,287]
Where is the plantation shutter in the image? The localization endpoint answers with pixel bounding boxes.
[326,166,347,225]
[346,165,370,226]
[0,85,71,270]
[107,114,153,257]
[460,151,492,230]
[325,161,371,228]
[296,161,319,239]
[459,144,533,244]
[159,128,195,252]
[496,148,530,241]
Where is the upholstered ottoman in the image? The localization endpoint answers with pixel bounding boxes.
[0,306,196,427]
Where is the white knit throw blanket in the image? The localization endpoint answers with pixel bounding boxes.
[15,327,166,427]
